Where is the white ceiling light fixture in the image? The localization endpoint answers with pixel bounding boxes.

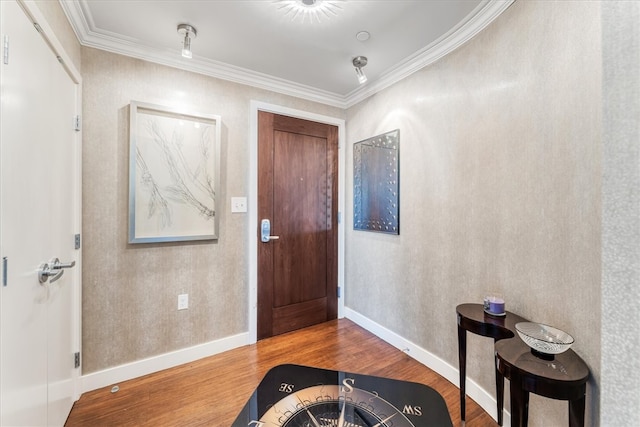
[352,56,368,84]
[356,31,370,42]
[275,0,345,23]
[177,23,197,59]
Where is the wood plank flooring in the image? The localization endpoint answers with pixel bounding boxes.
[65,319,498,426]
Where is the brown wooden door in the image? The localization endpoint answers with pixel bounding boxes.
[257,111,338,339]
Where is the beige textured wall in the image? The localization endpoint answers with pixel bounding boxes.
[81,47,343,373]
[601,1,640,424]
[345,2,601,426]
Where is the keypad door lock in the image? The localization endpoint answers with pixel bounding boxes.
[260,219,280,243]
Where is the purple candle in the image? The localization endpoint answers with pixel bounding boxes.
[487,296,505,314]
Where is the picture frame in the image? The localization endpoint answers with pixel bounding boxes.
[353,129,400,235]
[128,101,221,243]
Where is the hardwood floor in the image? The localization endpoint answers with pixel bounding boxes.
[65,319,498,426]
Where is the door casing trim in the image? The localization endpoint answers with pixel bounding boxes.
[248,101,345,343]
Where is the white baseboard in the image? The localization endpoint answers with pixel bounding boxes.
[80,332,250,394]
[344,307,510,425]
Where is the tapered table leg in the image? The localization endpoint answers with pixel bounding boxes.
[509,380,529,427]
[458,325,467,422]
[569,394,586,427]
[494,352,504,426]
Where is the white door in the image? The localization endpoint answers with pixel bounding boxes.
[0,1,80,425]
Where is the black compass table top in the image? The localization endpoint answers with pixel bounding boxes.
[232,364,453,427]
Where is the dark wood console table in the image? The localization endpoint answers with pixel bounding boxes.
[457,303,527,425]
[495,338,589,427]
[457,303,589,427]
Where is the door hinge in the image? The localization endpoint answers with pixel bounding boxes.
[2,257,7,287]
[75,234,81,250]
[73,115,81,132]
[337,211,342,224]
[3,36,9,65]
[337,286,341,298]
[74,352,80,369]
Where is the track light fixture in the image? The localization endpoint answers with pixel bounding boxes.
[177,24,197,59]
[353,56,368,84]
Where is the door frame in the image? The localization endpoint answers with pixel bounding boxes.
[14,0,83,402]
[248,101,345,343]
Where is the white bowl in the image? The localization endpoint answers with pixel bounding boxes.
[515,322,574,355]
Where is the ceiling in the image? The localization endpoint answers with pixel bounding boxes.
[60,0,513,108]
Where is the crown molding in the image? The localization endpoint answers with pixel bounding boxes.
[344,0,515,107]
[59,0,514,109]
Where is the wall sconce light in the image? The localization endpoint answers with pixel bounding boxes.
[353,56,368,84]
[177,24,197,59]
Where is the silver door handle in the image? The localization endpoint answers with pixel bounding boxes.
[51,258,76,270]
[38,258,75,284]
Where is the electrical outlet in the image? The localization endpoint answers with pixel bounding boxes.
[231,197,247,213]
[178,293,189,310]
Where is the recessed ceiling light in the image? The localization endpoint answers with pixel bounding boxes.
[356,31,370,42]
[275,0,345,23]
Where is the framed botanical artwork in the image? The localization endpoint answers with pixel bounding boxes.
[128,101,221,243]
[353,129,400,235]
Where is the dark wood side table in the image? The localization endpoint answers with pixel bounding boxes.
[456,303,528,425]
[495,338,589,427]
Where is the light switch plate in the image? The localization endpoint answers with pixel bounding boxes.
[178,294,188,310]
[231,197,247,213]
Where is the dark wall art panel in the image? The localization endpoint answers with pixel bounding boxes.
[353,129,399,234]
